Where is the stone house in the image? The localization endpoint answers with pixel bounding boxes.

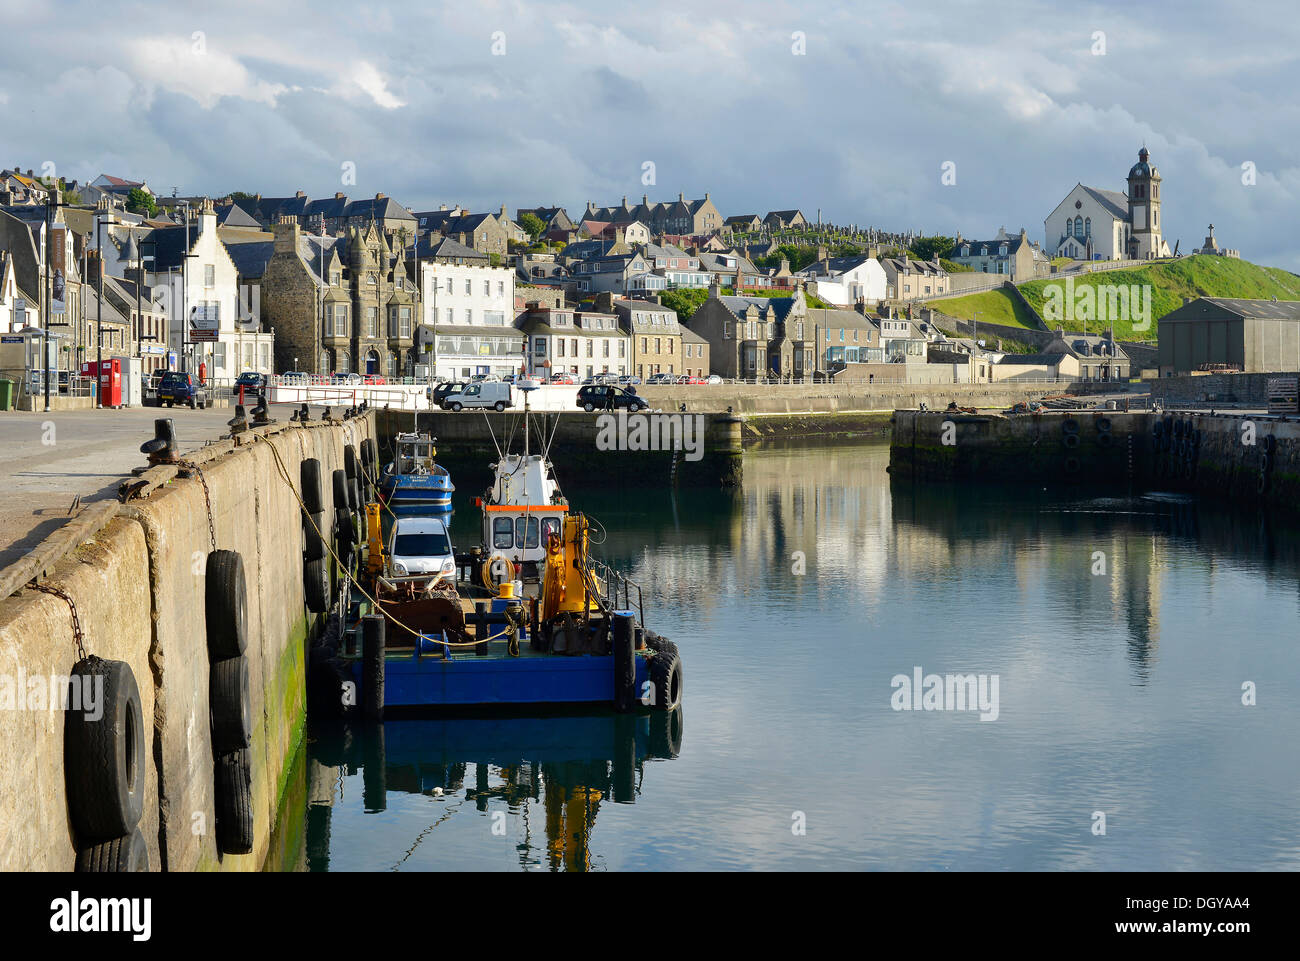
[811,307,882,371]
[679,325,710,377]
[949,227,1045,280]
[763,210,808,230]
[881,257,950,301]
[583,192,724,237]
[687,286,812,379]
[418,260,518,380]
[603,294,682,378]
[519,304,629,379]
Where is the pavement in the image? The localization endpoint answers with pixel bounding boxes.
[0,401,328,569]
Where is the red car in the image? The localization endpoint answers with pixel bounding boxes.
[363,374,386,385]
[548,373,576,385]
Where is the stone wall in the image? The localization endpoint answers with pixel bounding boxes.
[636,382,1075,415]
[0,413,375,870]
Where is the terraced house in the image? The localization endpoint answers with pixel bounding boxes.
[604,295,681,378]
[583,192,723,237]
[519,304,629,380]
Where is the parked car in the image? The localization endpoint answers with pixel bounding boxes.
[363,373,386,385]
[616,375,642,386]
[645,372,674,385]
[432,381,467,406]
[233,371,266,396]
[706,374,723,385]
[547,373,576,385]
[442,381,513,412]
[576,385,646,412]
[157,370,209,409]
[387,516,456,578]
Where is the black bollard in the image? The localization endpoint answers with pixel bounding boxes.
[613,612,635,713]
[361,614,385,721]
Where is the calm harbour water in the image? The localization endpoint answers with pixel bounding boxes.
[301,440,1300,871]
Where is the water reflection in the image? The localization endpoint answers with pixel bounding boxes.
[306,710,683,872]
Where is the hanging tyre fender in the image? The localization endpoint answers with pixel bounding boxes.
[1062,418,1079,435]
[1063,433,1081,449]
[332,468,350,515]
[205,550,248,659]
[1097,432,1114,449]
[76,825,150,872]
[64,657,146,842]
[304,556,330,613]
[300,459,325,514]
[214,747,254,855]
[303,509,327,562]
[210,656,252,754]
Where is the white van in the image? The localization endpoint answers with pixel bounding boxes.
[442,381,513,411]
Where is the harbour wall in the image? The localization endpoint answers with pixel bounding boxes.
[0,412,374,870]
[635,382,1078,416]
[889,409,1300,513]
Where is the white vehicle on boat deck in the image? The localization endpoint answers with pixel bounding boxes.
[387,516,456,578]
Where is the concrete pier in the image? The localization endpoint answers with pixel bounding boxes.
[890,409,1300,513]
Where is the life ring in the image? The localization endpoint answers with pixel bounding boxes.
[65,657,146,843]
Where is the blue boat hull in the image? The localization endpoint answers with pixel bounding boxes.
[352,652,652,709]
[380,478,454,512]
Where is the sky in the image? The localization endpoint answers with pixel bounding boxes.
[3,0,1299,268]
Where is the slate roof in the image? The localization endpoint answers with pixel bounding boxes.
[1079,186,1130,221]
[996,353,1066,366]
[718,294,798,321]
[225,240,275,280]
[344,196,416,224]
[213,203,263,229]
[1184,297,1300,320]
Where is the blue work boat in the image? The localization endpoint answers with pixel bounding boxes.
[377,432,454,513]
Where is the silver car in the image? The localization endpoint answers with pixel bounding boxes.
[387,516,456,578]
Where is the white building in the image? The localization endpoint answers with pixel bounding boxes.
[1045,147,1172,262]
[519,307,631,379]
[419,261,520,380]
[800,255,888,306]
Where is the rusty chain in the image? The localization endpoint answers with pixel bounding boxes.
[177,459,217,552]
[28,581,89,662]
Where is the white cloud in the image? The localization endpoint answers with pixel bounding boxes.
[346,62,406,110]
[128,36,287,109]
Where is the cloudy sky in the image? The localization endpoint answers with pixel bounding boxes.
[3,0,1298,267]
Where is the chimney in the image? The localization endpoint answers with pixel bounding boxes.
[375,192,385,201]
[273,220,301,253]
[335,191,345,200]
[500,204,507,218]
[678,192,684,202]
[642,194,648,205]
[296,190,306,198]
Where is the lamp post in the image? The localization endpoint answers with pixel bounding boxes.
[95,211,104,408]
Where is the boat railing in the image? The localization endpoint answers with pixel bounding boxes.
[588,557,645,626]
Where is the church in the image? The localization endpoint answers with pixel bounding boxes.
[1045,147,1172,262]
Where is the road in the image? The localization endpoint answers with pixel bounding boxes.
[0,402,319,569]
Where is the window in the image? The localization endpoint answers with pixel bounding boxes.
[368,272,377,286]
[493,517,514,550]
[557,339,565,357]
[618,341,625,358]
[204,265,215,287]
[570,338,577,357]
[603,340,610,358]
[465,309,473,324]
[366,306,378,337]
[445,308,453,324]
[483,280,490,296]
[446,277,453,294]
[465,279,472,294]
[654,337,661,354]
[540,516,561,545]
[497,282,504,296]
[641,337,648,352]
[586,340,593,357]
[535,338,546,356]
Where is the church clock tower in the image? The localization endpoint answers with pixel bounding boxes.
[1126,147,1163,260]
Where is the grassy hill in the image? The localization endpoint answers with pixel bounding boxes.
[927,256,1300,341]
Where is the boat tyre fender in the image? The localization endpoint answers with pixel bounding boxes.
[1265,434,1277,454]
[1064,456,1081,474]
[1096,417,1112,433]
[344,445,360,506]
[65,657,146,842]
[332,469,350,514]
[1063,433,1080,449]
[1097,433,1114,449]
[210,656,252,754]
[76,825,150,872]
[647,651,683,711]
[214,747,254,855]
[301,459,325,514]
[643,630,679,660]
[1257,472,1268,495]
[205,550,248,658]
[1260,452,1272,473]
[1062,418,1079,435]
[304,556,330,613]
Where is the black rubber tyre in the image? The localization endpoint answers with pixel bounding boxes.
[450,402,462,412]
[210,656,252,754]
[629,402,643,413]
[301,459,325,514]
[1063,433,1080,449]
[583,402,595,412]
[75,825,150,872]
[1097,433,1114,448]
[332,469,349,513]
[1260,452,1272,473]
[1096,417,1112,433]
[65,657,145,842]
[305,557,330,613]
[214,748,254,855]
[494,401,506,412]
[646,651,683,711]
[344,445,359,501]
[1265,434,1277,454]
[647,705,684,760]
[643,630,679,660]
[205,550,248,658]
[303,509,326,561]
[1062,418,1079,434]
[1064,456,1081,474]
